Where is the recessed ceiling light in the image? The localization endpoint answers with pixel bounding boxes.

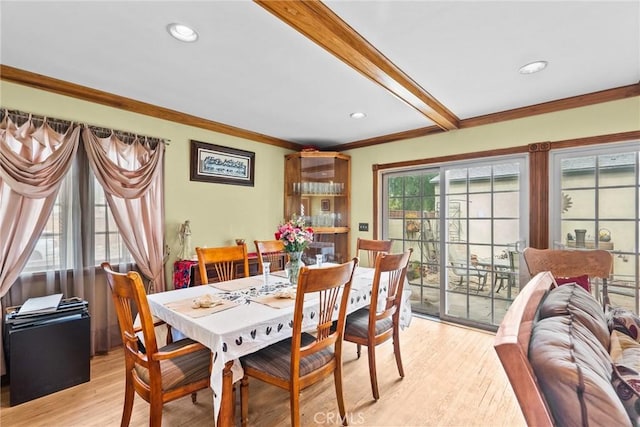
[518,60,548,75]
[350,112,366,119]
[167,23,198,42]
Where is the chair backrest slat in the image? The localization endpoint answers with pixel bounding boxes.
[523,247,612,279]
[293,259,358,361]
[522,247,613,308]
[196,244,250,284]
[102,262,159,365]
[369,249,413,325]
[254,240,288,274]
[356,238,393,268]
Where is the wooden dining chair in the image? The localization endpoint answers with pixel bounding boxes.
[522,247,614,308]
[344,248,413,400]
[254,239,288,274]
[101,263,212,427]
[239,258,359,427]
[356,237,393,267]
[195,243,250,284]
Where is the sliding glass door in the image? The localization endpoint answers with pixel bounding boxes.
[381,155,528,329]
[551,142,639,312]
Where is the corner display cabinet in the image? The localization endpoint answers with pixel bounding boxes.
[284,151,350,264]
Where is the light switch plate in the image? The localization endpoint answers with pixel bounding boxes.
[358,223,369,232]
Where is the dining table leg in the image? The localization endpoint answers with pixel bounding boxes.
[217,360,235,427]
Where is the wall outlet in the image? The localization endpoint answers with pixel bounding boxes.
[358,223,369,232]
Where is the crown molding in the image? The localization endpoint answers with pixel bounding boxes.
[0,64,300,150]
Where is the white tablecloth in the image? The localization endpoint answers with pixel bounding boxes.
[146,266,412,420]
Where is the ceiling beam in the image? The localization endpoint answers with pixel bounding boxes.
[255,0,459,131]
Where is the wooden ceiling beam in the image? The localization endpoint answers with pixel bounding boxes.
[255,0,459,131]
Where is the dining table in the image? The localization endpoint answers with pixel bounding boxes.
[146,264,413,426]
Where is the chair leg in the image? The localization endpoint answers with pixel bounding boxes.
[240,376,249,427]
[356,343,361,359]
[149,395,163,427]
[334,359,347,426]
[290,381,301,427]
[191,392,197,404]
[121,374,135,427]
[393,326,405,378]
[477,273,486,291]
[366,344,380,400]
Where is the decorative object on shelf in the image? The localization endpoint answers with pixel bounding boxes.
[276,216,314,285]
[235,238,245,246]
[574,229,587,248]
[178,220,193,260]
[598,228,612,242]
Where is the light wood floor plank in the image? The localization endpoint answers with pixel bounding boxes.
[0,316,525,426]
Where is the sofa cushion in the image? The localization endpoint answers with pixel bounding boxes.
[607,306,640,342]
[612,364,640,426]
[611,330,640,371]
[555,274,590,292]
[538,283,610,350]
[530,284,631,427]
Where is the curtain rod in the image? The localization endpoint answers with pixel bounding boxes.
[1,108,171,145]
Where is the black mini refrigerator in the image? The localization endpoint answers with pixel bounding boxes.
[4,298,90,406]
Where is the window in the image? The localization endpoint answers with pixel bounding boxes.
[93,177,132,266]
[22,168,131,273]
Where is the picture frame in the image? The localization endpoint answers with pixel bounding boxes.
[190,140,255,186]
[321,199,330,211]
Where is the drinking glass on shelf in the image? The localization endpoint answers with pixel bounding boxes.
[316,254,323,267]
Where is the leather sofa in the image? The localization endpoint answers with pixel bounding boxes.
[495,271,640,427]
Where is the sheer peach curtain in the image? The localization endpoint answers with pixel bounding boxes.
[1,110,167,377]
[82,129,166,293]
[0,113,80,375]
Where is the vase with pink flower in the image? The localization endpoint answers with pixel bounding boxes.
[276,216,314,285]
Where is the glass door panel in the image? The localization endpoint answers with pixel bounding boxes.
[552,145,639,313]
[383,171,441,317]
[442,158,527,328]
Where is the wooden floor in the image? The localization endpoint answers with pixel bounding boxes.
[0,316,525,426]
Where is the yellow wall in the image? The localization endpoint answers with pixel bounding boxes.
[344,97,640,252]
[1,81,293,286]
[3,80,639,285]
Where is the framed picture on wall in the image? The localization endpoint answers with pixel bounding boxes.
[190,140,255,186]
[321,199,330,211]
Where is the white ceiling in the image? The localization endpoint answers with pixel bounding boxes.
[1,1,639,149]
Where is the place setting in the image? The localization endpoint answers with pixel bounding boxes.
[163,293,239,318]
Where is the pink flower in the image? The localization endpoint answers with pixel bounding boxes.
[276,216,314,252]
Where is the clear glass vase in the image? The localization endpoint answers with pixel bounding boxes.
[285,251,305,286]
